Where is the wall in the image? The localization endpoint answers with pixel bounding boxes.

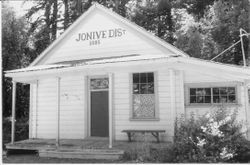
[183,70,248,134]
[113,68,183,142]
[36,78,57,138]
[29,65,247,141]
[29,66,183,141]
[59,75,86,139]
[30,74,86,139]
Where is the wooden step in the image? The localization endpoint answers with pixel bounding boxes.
[38,148,124,160]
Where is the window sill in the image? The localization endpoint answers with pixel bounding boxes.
[186,103,242,108]
[129,118,160,121]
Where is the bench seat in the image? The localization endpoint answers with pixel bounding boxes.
[122,130,165,143]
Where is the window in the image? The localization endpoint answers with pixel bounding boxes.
[190,88,211,103]
[189,87,236,104]
[132,72,155,118]
[90,78,109,90]
[212,87,236,103]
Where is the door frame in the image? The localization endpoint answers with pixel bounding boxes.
[87,75,109,137]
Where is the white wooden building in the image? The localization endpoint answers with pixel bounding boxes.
[5,3,250,148]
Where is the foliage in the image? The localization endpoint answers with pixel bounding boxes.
[178,0,216,20]
[210,0,250,65]
[130,0,175,43]
[2,118,29,149]
[2,3,31,118]
[172,106,250,163]
[2,3,31,149]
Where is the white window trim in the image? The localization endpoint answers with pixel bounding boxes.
[185,82,241,106]
[129,71,159,121]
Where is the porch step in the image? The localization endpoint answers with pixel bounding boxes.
[38,148,124,160]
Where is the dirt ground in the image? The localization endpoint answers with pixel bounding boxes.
[3,153,124,163]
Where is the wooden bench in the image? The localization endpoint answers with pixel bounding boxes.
[122,130,165,143]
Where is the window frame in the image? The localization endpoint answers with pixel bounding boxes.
[129,71,159,121]
[186,83,239,106]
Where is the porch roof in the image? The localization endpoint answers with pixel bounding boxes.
[4,55,250,84]
[5,54,171,75]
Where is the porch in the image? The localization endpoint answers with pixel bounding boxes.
[5,138,171,160]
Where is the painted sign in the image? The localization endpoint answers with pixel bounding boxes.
[76,28,126,46]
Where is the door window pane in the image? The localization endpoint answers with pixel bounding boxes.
[90,78,109,90]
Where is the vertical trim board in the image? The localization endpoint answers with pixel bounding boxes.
[109,73,113,148]
[29,84,33,138]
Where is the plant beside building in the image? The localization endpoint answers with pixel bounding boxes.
[123,106,250,163]
[172,106,250,163]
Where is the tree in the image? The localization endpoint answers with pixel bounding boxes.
[130,0,175,44]
[26,0,59,56]
[175,25,203,58]
[210,0,250,65]
[174,0,249,65]
[178,0,216,20]
[2,3,31,118]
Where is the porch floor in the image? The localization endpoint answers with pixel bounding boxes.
[5,137,171,151]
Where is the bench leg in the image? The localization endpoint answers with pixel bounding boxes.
[151,132,160,143]
[127,132,132,142]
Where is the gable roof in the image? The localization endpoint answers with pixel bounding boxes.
[30,2,189,66]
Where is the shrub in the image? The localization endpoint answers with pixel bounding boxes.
[2,117,29,149]
[172,106,250,163]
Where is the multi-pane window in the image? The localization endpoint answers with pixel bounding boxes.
[190,88,211,103]
[190,87,236,104]
[212,87,236,103]
[132,72,155,118]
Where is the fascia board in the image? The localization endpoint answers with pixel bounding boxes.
[177,57,250,75]
[6,58,177,78]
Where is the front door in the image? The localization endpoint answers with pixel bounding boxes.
[90,77,109,137]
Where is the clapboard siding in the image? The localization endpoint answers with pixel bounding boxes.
[36,78,57,138]
[184,69,234,83]
[184,71,247,126]
[31,75,86,139]
[113,69,180,142]
[59,75,85,139]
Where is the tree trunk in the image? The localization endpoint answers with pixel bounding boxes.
[166,10,174,44]
[44,0,52,42]
[52,0,58,41]
[64,0,69,30]
[77,0,83,16]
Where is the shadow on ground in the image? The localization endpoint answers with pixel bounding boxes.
[3,150,123,163]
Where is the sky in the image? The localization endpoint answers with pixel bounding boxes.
[5,0,34,17]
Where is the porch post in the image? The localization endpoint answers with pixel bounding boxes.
[169,69,176,141]
[35,80,39,138]
[56,77,61,147]
[108,73,113,148]
[179,70,185,117]
[244,81,250,140]
[11,80,17,144]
